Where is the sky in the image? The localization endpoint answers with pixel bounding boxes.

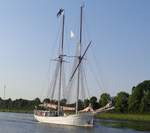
[0,0,150,100]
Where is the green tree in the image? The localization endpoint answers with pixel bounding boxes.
[84,99,89,107]
[140,90,150,112]
[5,98,12,109]
[78,99,84,110]
[34,98,41,105]
[60,98,67,106]
[128,80,150,113]
[90,96,99,110]
[43,98,50,103]
[99,93,111,107]
[115,91,129,113]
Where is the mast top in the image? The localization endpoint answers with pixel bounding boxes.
[81,2,85,8]
[57,8,64,17]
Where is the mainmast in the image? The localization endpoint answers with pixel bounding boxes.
[76,5,84,114]
[57,9,65,115]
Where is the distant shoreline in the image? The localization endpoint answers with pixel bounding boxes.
[0,109,33,114]
[96,113,150,122]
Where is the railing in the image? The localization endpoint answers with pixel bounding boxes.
[34,110,64,117]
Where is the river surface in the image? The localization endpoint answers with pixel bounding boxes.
[0,112,149,133]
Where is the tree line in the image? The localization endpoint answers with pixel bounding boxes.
[0,98,41,112]
[0,80,150,113]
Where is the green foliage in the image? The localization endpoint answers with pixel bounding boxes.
[90,96,97,104]
[78,99,84,110]
[99,93,111,107]
[115,91,129,113]
[0,97,41,112]
[34,98,41,105]
[84,99,89,107]
[128,80,150,113]
[60,98,67,106]
[90,96,100,109]
[43,98,50,103]
[140,90,150,112]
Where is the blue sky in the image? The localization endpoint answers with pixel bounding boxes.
[0,0,150,100]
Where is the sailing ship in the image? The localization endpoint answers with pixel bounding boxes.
[34,5,114,127]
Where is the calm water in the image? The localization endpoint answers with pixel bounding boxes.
[0,112,149,133]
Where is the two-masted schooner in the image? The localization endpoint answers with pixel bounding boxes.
[34,5,114,127]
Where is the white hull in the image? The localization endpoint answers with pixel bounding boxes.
[34,113,93,127]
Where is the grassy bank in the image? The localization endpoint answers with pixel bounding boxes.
[96,113,150,122]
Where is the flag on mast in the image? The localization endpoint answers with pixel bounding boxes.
[57,8,64,17]
[70,30,75,38]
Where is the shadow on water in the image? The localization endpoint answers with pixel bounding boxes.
[97,119,150,131]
